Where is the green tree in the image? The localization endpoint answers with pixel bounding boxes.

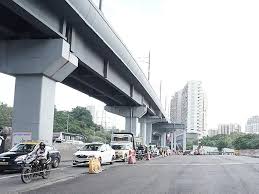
[70,107,93,128]
[200,134,237,151]
[232,134,259,150]
[216,138,228,151]
[53,106,111,143]
[0,103,12,128]
[53,109,69,132]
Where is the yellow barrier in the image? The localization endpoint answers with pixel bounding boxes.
[234,150,240,156]
[89,158,102,174]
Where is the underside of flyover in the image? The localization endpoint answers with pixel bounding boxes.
[0,3,57,39]
[0,0,168,145]
[63,63,139,106]
[0,2,156,112]
[0,1,164,115]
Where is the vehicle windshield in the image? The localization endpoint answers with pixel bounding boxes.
[10,144,36,153]
[112,145,127,150]
[80,144,102,151]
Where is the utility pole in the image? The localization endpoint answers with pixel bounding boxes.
[148,50,151,81]
[66,112,70,133]
[104,111,107,130]
[99,0,103,11]
[160,80,162,101]
[165,96,167,113]
[137,50,151,81]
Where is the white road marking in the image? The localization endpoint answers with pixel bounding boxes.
[131,162,259,166]
[0,166,71,181]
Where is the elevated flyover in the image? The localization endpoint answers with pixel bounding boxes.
[0,0,167,144]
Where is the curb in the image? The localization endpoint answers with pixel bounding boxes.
[241,155,259,158]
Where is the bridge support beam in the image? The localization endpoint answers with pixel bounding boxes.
[170,131,177,151]
[13,75,56,145]
[0,39,78,145]
[105,106,147,136]
[139,120,146,145]
[139,117,165,145]
[146,123,152,145]
[161,132,167,147]
[183,130,187,152]
[125,117,137,136]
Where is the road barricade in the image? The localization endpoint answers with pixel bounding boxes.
[146,152,150,160]
[89,158,102,174]
[128,150,136,164]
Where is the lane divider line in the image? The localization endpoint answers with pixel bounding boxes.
[0,166,71,181]
[128,162,259,166]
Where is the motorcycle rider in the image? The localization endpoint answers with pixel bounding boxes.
[32,142,49,169]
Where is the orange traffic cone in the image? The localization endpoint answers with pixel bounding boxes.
[146,152,150,160]
[128,150,136,164]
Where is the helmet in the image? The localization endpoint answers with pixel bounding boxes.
[39,142,45,149]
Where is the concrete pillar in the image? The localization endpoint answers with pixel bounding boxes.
[146,123,152,145]
[12,75,56,145]
[170,132,174,151]
[125,117,137,136]
[161,132,166,147]
[0,39,78,146]
[183,130,187,152]
[105,106,147,137]
[140,121,146,145]
[174,131,177,151]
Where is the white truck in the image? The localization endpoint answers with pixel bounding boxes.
[110,133,135,162]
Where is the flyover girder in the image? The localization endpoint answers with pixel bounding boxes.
[0,0,166,119]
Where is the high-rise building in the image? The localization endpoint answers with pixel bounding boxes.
[170,90,182,123]
[218,123,241,135]
[181,81,207,138]
[246,116,259,134]
[208,129,218,137]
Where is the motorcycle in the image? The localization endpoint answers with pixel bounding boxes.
[21,154,51,184]
[136,149,144,160]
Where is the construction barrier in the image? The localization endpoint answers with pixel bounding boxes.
[128,150,136,164]
[234,150,240,156]
[146,152,150,160]
[89,158,102,174]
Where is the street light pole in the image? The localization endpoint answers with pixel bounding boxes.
[99,0,103,11]
[66,113,70,133]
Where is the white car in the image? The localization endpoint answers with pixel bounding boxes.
[72,142,115,166]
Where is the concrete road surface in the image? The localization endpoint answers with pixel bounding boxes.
[22,155,259,194]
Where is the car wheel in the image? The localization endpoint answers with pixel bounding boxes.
[123,154,127,162]
[99,157,102,166]
[52,158,60,168]
[110,155,115,165]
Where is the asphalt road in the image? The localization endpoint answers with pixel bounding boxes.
[22,155,259,194]
[0,161,122,193]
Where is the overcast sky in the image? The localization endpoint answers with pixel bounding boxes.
[1,0,259,131]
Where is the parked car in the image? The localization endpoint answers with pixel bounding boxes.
[72,142,115,166]
[0,142,61,173]
[183,150,191,155]
[111,143,132,162]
